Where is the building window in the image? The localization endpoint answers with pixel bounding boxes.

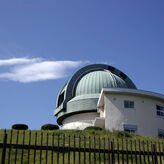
[158,129,164,138]
[57,91,65,107]
[156,105,164,118]
[124,100,134,109]
[123,124,137,133]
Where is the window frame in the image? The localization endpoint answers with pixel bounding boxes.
[57,91,65,107]
[123,124,137,133]
[124,100,135,109]
[156,105,164,118]
[158,129,164,138]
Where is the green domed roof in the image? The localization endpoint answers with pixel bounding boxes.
[54,64,137,125]
[76,70,128,96]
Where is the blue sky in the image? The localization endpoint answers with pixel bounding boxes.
[0,0,163,129]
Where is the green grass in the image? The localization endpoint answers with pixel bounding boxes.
[0,129,163,164]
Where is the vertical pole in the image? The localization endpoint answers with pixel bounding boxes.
[62,134,65,164]
[89,136,91,164]
[45,133,48,164]
[28,130,31,164]
[158,142,162,164]
[99,137,101,164]
[134,140,137,164]
[51,133,54,164]
[126,139,129,164]
[130,140,133,164]
[138,140,142,163]
[39,132,43,164]
[1,132,7,164]
[21,130,25,164]
[142,140,146,164]
[103,137,106,164]
[84,136,86,164]
[8,130,13,164]
[68,135,70,164]
[111,141,114,164]
[79,136,81,164]
[57,134,59,164]
[117,139,120,164]
[153,144,158,164]
[94,136,96,164]
[14,130,19,164]
[108,137,110,164]
[151,141,154,164]
[147,140,150,164]
[122,138,124,164]
[34,132,37,164]
[73,135,75,164]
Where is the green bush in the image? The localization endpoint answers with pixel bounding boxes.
[84,126,103,131]
[113,130,133,138]
[12,124,28,130]
[41,124,59,130]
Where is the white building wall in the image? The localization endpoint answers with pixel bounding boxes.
[104,94,164,137]
[62,112,99,130]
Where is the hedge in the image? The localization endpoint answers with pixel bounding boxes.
[41,124,59,130]
[12,124,28,130]
[84,126,102,131]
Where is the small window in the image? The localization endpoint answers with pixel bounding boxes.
[124,124,137,133]
[124,100,134,109]
[158,129,164,138]
[57,92,65,107]
[156,105,164,118]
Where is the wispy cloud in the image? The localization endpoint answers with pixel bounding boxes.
[0,58,42,66]
[0,58,83,83]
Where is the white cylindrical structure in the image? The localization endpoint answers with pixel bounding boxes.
[62,112,99,130]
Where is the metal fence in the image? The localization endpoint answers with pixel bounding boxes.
[0,130,164,164]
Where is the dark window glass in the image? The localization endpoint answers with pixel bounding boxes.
[156,105,164,118]
[158,129,164,138]
[157,111,160,115]
[130,101,134,108]
[124,101,128,108]
[124,125,137,133]
[158,133,164,138]
[156,105,160,110]
[57,92,65,107]
[124,100,134,109]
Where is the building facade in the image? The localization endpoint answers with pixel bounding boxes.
[54,64,164,137]
[97,88,164,137]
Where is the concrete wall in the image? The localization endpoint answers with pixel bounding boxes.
[62,112,99,130]
[103,93,164,137]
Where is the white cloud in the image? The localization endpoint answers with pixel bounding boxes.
[0,57,42,66]
[0,58,83,83]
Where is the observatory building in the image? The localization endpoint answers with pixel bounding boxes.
[54,64,164,137]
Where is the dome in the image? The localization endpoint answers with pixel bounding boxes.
[75,70,128,96]
[54,64,137,125]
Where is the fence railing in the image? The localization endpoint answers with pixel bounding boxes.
[0,130,164,164]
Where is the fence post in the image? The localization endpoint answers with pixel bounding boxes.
[1,133,7,164]
[153,144,158,164]
[111,141,115,164]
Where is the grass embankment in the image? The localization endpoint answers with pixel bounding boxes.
[0,129,163,164]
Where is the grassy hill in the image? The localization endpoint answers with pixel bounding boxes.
[0,129,163,164]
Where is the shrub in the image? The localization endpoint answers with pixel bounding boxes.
[113,130,133,138]
[84,126,102,131]
[12,124,28,130]
[41,124,59,130]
